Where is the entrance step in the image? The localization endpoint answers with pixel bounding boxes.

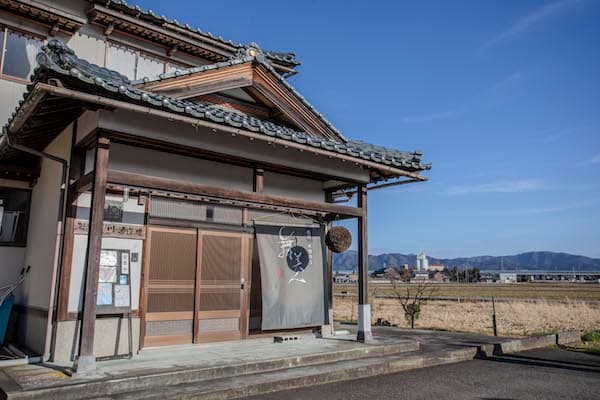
[1,338,419,400]
[104,347,478,400]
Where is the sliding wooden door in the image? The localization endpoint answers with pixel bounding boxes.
[195,230,252,343]
[142,226,252,347]
[142,227,197,347]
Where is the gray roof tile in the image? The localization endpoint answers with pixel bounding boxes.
[3,40,430,174]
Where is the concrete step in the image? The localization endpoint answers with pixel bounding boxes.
[2,340,419,400]
[104,348,478,400]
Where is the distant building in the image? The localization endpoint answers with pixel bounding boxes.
[427,264,445,272]
[499,273,518,283]
[416,252,429,271]
[413,271,430,281]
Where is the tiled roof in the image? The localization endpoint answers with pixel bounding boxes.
[91,1,300,67]
[133,46,344,141]
[2,40,430,173]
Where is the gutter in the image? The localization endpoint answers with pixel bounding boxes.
[3,130,70,362]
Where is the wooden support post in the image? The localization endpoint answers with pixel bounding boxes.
[73,136,110,373]
[323,190,334,336]
[356,184,372,342]
[253,168,264,193]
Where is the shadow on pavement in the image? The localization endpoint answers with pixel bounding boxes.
[482,354,600,374]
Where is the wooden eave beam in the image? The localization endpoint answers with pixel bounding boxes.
[0,0,86,34]
[253,65,339,140]
[107,169,363,218]
[88,5,234,59]
[138,62,339,141]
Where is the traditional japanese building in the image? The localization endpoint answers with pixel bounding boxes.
[0,0,430,372]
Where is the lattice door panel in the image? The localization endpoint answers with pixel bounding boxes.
[143,227,197,347]
[195,230,251,343]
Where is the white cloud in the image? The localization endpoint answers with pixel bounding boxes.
[588,153,600,164]
[494,198,600,215]
[446,179,547,196]
[480,0,582,51]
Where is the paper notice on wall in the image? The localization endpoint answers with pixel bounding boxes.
[99,266,117,283]
[97,283,113,305]
[121,252,129,274]
[100,250,118,266]
[114,284,130,308]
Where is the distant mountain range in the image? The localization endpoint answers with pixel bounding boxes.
[333,251,600,272]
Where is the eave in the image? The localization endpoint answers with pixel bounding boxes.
[137,59,345,142]
[0,0,86,36]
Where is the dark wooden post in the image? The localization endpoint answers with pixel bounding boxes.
[356,184,372,342]
[73,136,109,372]
[324,191,334,336]
[253,168,264,193]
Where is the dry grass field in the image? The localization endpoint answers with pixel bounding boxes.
[333,283,600,337]
[335,282,600,301]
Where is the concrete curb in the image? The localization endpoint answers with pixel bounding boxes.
[477,331,582,357]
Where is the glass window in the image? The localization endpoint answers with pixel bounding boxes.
[0,188,31,246]
[136,53,164,80]
[107,44,137,80]
[1,29,43,80]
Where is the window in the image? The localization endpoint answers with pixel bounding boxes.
[106,43,193,80]
[0,27,44,81]
[107,43,167,80]
[0,187,31,246]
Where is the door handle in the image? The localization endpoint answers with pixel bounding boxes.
[240,277,245,290]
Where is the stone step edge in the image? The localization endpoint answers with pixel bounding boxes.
[107,347,478,400]
[2,340,419,400]
[476,331,581,358]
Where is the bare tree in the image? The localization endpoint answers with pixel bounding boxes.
[385,269,434,329]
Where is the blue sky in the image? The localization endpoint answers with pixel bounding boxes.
[135,0,600,258]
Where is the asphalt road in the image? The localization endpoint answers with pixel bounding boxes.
[248,347,600,400]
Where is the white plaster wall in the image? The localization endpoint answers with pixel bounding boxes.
[263,171,325,203]
[22,128,72,310]
[67,25,107,66]
[98,110,370,183]
[108,143,254,191]
[53,317,141,365]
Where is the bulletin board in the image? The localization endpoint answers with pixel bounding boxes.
[96,248,132,314]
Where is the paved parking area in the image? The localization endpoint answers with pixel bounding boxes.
[249,347,600,400]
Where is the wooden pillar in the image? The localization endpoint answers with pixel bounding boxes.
[356,184,372,342]
[253,168,264,193]
[323,191,334,336]
[73,136,109,373]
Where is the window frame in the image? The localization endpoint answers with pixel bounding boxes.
[105,39,193,81]
[0,24,46,84]
[0,186,32,247]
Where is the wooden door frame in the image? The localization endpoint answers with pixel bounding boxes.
[141,225,253,348]
[141,225,198,348]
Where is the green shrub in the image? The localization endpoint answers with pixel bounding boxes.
[581,330,600,343]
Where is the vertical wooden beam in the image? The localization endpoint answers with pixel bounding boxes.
[323,190,334,336]
[73,136,110,372]
[57,123,84,322]
[356,184,372,342]
[253,168,264,193]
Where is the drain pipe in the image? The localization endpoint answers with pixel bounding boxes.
[4,132,70,361]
